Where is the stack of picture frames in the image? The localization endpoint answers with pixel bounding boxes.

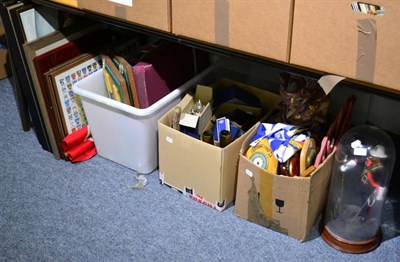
[14,2,148,160]
[43,53,103,158]
[24,30,103,159]
[0,0,58,152]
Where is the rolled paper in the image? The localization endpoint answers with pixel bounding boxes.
[66,138,96,162]
[62,126,91,152]
[70,146,97,163]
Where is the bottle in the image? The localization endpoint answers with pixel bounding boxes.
[202,130,214,145]
[195,99,203,114]
[171,106,181,131]
[219,130,232,148]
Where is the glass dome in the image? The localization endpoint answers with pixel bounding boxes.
[320,125,396,253]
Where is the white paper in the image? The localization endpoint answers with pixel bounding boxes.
[35,8,58,39]
[179,113,199,129]
[19,9,37,42]
[245,169,253,177]
[109,0,133,7]
[19,7,58,43]
[166,136,173,144]
[318,75,346,95]
[354,147,368,156]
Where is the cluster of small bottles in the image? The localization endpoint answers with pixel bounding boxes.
[171,103,233,148]
[202,129,232,148]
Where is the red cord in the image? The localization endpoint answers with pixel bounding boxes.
[367,172,379,189]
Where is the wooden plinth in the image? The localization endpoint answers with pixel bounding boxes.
[319,220,382,254]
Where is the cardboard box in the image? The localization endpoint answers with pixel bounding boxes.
[171,0,293,63]
[158,64,281,211]
[48,0,80,8]
[78,0,170,32]
[234,123,334,241]
[290,0,400,91]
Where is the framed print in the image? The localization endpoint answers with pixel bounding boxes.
[45,53,102,137]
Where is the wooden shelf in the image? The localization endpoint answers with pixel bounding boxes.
[31,0,400,100]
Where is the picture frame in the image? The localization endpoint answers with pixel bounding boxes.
[44,53,102,138]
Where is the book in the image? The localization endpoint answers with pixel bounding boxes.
[132,61,168,108]
[132,41,210,108]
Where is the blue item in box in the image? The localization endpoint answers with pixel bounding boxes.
[213,123,240,143]
[213,84,261,110]
[180,125,200,140]
[216,117,229,141]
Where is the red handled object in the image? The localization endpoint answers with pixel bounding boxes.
[315,96,356,167]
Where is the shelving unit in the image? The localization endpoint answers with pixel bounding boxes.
[31,0,400,96]
[2,0,400,148]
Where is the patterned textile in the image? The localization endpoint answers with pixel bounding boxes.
[250,123,310,163]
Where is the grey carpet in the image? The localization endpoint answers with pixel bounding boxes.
[0,76,399,262]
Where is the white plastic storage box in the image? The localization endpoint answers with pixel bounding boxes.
[73,67,215,174]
